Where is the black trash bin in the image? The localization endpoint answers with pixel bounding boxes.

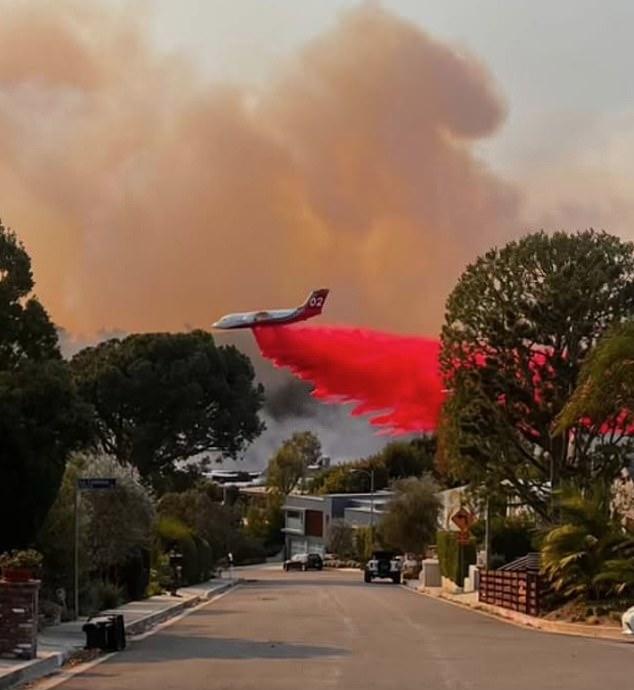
[82,616,111,650]
[82,615,126,651]
[108,614,126,651]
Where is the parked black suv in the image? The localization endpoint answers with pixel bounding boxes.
[364,550,402,584]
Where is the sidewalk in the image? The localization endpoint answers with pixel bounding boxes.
[0,578,236,690]
[404,579,633,643]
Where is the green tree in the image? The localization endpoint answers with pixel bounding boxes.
[309,438,437,495]
[0,224,92,551]
[38,452,155,601]
[557,320,634,431]
[382,438,436,480]
[440,231,634,520]
[354,526,374,562]
[267,431,322,494]
[37,454,90,599]
[157,489,241,560]
[80,454,155,583]
[291,431,322,467]
[0,223,59,368]
[380,476,441,554]
[326,520,356,558]
[312,456,388,494]
[71,332,265,488]
[245,493,284,552]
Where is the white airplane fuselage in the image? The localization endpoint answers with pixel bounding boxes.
[212,289,329,330]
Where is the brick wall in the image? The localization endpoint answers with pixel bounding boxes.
[0,581,40,659]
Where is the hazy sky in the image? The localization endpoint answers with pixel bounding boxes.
[145,0,634,172]
[3,0,631,335]
[3,0,634,464]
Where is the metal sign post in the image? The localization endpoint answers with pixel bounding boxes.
[74,478,116,619]
[452,508,475,586]
[73,488,80,621]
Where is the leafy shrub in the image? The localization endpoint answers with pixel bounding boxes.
[0,549,43,570]
[38,453,154,603]
[380,476,440,554]
[96,581,124,610]
[178,534,200,585]
[146,553,171,596]
[146,574,164,597]
[121,546,150,600]
[39,600,63,627]
[323,559,361,569]
[195,537,213,581]
[354,527,374,563]
[489,553,506,570]
[156,516,200,584]
[232,534,267,565]
[245,495,284,551]
[436,531,476,587]
[83,580,124,615]
[541,484,634,601]
[594,557,634,595]
[327,521,355,559]
[157,515,191,544]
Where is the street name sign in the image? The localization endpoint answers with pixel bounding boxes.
[77,478,117,491]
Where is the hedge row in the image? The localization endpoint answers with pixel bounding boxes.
[157,517,214,585]
[436,531,476,587]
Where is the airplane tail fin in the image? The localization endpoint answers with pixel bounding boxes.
[302,288,329,316]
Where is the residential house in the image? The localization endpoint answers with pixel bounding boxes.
[282,491,393,557]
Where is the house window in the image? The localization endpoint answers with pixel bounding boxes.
[286,510,304,532]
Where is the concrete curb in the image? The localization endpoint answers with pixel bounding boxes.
[0,652,70,690]
[409,586,633,644]
[0,581,237,690]
[124,581,235,636]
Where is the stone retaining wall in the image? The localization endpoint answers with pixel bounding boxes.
[0,580,39,659]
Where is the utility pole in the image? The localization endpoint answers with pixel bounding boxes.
[73,487,80,620]
[369,469,375,544]
[73,477,116,620]
[484,497,491,570]
[349,468,375,547]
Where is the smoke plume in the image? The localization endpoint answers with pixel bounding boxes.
[0,0,520,337]
[239,376,390,468]
[215,334,392,466]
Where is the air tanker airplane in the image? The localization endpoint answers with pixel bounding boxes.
[212,289,329,329]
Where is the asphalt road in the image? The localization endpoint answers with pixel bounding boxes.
[52,567,632,690]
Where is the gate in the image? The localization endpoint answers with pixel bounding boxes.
[478,570,541,616]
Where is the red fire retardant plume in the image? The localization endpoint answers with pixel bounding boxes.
[253,325,444,435]
[254,325,634,436]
